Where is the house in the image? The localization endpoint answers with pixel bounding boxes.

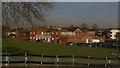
[29,28,47,41]
[110,29,120,39]
[46,28,61,43]
[7,31,16,38]
[15,29,30,38]
[35,33,51,42]
[60,27,104,44]
[85,31,105,43]
[60,27,86,44]
[29,27,60,43]
[2,26,13,38]
[3,28,30,38]
[29,27,105,44]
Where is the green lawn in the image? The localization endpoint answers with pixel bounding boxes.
[2,38,119,57]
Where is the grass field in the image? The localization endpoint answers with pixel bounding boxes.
[2,38,119,57]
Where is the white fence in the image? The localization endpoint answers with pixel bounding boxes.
[1,53,120,67]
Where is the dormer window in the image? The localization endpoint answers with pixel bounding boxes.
[41,32,43,34]
[33,32,35,34]
[52,32,54,34]
[30,32,32,34]
[33,37,35,39]
[76,32,77,34]
[30,36,32,39]
[56,32,58,34]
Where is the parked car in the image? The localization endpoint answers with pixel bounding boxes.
[66,42,76,46]
[82,43,92,47]
[112,42,120,49]
[76,43,84,46]
[36,39,45,42]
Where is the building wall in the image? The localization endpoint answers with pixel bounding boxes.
[30,29,61,43]
[61,32,75,35]
[73,28,84,36]
[110,29,120,39]
[60,28,86,43]
[29,28,104,44]
[59,36,68,43]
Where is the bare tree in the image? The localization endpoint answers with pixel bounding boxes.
[2,2,54,28]
[80,23,89,31]
[70,25,74,28]
[115,32,120,41]
[91,23,99,31]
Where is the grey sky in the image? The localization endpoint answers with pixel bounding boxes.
[46,2,118,28]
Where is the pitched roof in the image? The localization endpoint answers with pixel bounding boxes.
[61,27,85,32]
[68,27,80,32]
[46,28,59,32]
[30,28,46,32]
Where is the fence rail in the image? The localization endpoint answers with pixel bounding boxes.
[1,53,120,67]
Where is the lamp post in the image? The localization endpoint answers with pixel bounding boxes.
[115,32,120,65]
[117,33,120,65]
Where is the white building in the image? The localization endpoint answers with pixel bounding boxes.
[35,34,51,42]
[61,32,75,35]
[110,29,120,39]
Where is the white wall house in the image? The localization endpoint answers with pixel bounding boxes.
[35,34,51,42]
[61,32,75,35]
[7,32,16,36]
[110,29,120,39]
[92,39,100,43]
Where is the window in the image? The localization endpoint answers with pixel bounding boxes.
[36,37,38,40]
[30,32,32,34]
[45,37,46,40]
[56,32,58,34]
[76,32,77,34]
[52,32,54,34]
[41,32,43,34]
[48,38,50,42]
[33,32,35,34]
[33,37,35,39]
[52,37,54,40]
[30,36,32,39]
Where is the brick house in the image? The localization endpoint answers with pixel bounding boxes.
[29,28,47,41]
[15,29,30,38]
[4,28,30,38]
[85,31,104,43]
[46,28,61,43]
[29,27,105,44]
[35,33,51,42]
[29,28,61,43]
[60,27,104,44]
[60,27,86,44]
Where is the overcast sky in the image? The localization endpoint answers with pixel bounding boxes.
[46,2,118,28]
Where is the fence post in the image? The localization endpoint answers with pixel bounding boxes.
[119,55,120,65]
[106,57,107,60]
[105,57,107,67]
[5,53,9,66]
[72,55,75,65]
[8,53,10,65]
[41,54,43,64]
[56,55,59,65]
[108,60,111,64]
[25,53,27,67]
[88,56,90,67]
[105,64,107,67]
